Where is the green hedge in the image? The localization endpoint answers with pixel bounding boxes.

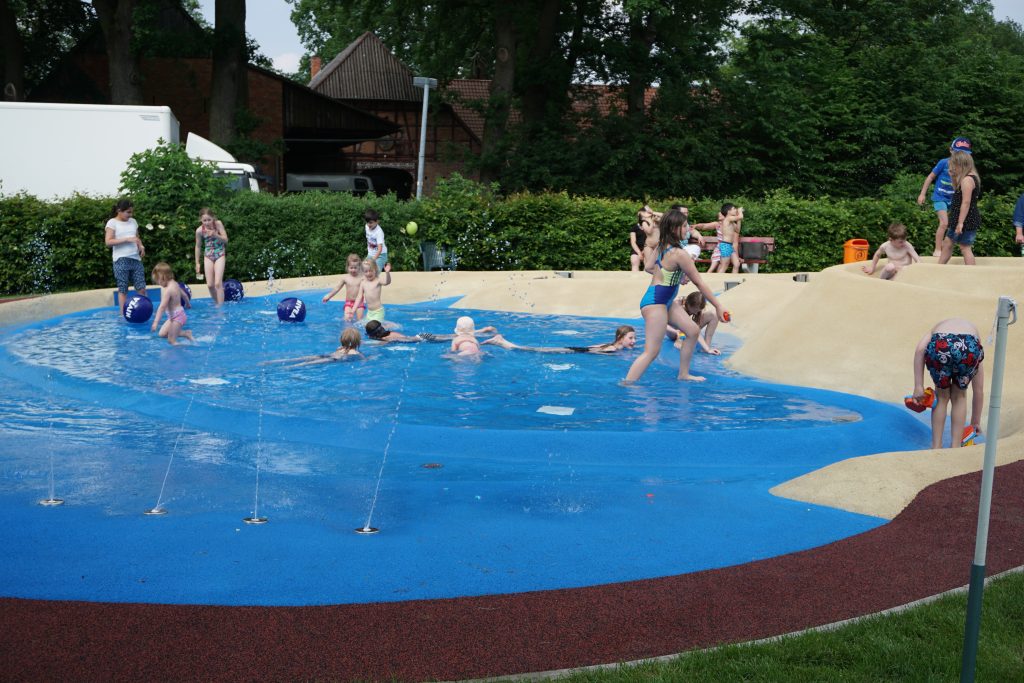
[2,177,1021,296]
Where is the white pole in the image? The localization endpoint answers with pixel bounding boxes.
[412,76,436,200]
[960,295,1017,683]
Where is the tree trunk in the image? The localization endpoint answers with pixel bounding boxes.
[520,0,562,126]
[93,0,144,104]
[626,12,656,120]
[480,4,516,184]
[0,0,24,100]
[209,0,248,145]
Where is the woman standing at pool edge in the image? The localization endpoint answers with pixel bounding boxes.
[625,208,726,383]
[195,208,229,305]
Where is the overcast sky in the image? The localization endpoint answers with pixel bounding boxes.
[197,0,1024,77]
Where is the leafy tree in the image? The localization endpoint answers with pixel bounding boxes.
[93,0,144,104]
[0,0,95,100]
[209,0,247,145]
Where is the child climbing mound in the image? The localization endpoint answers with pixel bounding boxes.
[912,318,985,449]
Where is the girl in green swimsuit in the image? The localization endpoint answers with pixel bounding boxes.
[194,207,229,306]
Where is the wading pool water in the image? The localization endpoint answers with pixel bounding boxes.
[0,291,928,605]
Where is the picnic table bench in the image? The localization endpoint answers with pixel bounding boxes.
[691,235,776,273]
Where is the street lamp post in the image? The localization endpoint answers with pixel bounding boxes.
[412,76,437,200]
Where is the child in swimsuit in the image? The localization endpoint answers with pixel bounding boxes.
[150,262,193,346]
[194,208,229,306]
[355,259,391,323]
[261,328,366,367]
[693,203,734,273]
[912,318,985,449]
[625,209,726,384]
[483,325,636,354]
[322,253,367,321]
[451,316,483,355]
[667,292,722,355]
[719,206,743,273]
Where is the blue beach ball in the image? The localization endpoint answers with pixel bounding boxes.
[122,294,153,323]
[223,278,244,302]
[277,297,307,322]
[177,281,192,302]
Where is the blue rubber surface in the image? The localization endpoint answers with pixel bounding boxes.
[0,292,929,606]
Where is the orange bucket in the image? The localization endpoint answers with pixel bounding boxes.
[843,238,869,263]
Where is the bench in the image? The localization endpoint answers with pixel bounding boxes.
[691,235,776,273]
[419,241,458,271]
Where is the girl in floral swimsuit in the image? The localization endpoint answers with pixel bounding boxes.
[624,209,726,383]
[194,208,229,306]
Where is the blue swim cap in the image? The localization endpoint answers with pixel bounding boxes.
[122,294,153,323]
[223,278,244,302]
[277,297,306,323]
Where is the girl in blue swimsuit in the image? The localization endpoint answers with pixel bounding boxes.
[625,208,726,383]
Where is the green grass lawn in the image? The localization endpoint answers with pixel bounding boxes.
[537,571,1024,682]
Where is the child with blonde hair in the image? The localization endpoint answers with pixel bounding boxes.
[450,316,482,355]
[150,262,193,345]
[862,223,920,280]
[354,259,392,323]
[322,253,366,321]
[262,328,365,367]
[938,150,981,265]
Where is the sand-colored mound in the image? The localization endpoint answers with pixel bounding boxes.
[2,259,1021,519]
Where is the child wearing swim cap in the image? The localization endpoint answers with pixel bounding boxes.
[451,316,482,355]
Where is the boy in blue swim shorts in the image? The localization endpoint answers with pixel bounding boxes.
[912,318,985,449]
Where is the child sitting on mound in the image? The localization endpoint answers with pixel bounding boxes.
[863,223,920,280]
[912,318,985,449]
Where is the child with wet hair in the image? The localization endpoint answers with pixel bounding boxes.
[862,223,920,280]
[912,318,985,449]
[262,328,365,367]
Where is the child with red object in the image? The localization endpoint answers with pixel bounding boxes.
[912,318,985,448]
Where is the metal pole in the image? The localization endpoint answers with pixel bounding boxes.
[412,76,436,200]
[960,296,1017,683]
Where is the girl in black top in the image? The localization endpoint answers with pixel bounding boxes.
[939,151,981,265]
[630,207,653,271]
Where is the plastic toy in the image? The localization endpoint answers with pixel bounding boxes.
[961,426,977,447]
[904,387,935,413]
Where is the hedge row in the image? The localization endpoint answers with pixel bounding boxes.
[2,175,1021,296]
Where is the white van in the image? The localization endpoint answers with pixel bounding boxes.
[286,173,374,196]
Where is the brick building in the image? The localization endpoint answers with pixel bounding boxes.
[30,6,398,192]
[308,33,482,198]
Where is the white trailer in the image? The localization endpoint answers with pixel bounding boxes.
[0,101,257,199]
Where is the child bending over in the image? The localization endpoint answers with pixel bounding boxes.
[912,318,985,449]
[863,223,920,280]
[667,292,722,355]
[150,262,193,345]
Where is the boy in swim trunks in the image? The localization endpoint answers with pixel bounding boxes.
[150,262,193,346]
[719,206,743,273]
[322,253,366,321]
[862,223,920,280]
[912,318,985,449]
[354,259,391,323]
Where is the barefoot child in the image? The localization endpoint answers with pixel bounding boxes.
[862,223,920,280]
[625,208,727,383]
[150,262,193,345]
[667,292,722,355]
[322,254,366,320]
[104,199,147,309]
[912,318,985,449]
[354,259,391,323]
[194,208,229,305]
[720,206,743,273]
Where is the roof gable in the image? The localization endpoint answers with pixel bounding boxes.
[309,32,420,102]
